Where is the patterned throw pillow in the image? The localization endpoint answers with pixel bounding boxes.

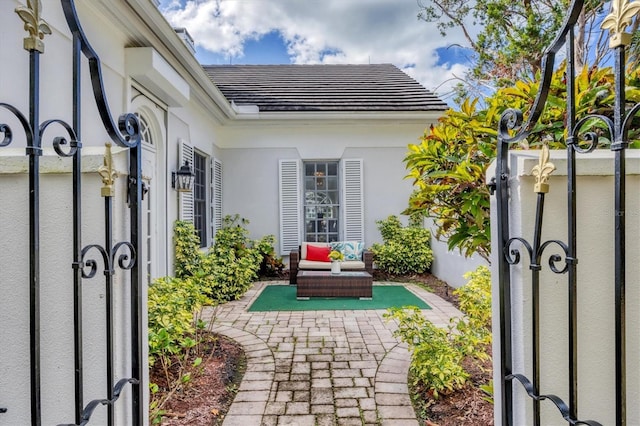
[331,241,363,261]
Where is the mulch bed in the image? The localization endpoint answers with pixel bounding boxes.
[149,334,245,425]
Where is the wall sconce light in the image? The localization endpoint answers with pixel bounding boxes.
[172,160,195,192]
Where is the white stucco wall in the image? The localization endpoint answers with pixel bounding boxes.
[490,150,640,425]
[427,219,489,288]
[219,122,432,257]
[0,149,136,425]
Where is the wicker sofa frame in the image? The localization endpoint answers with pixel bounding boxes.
[289,245,373,284]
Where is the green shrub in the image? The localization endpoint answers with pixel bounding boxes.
[172,215,275,302]
[386,306,468,398]
[147,276,209,366]
[173,221,201,278]
[384,265,492,398]
[198,214,263,301]
[455,266,492,329]
[370,215,433,274]
[148,275,214,423]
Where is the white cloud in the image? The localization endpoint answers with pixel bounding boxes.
[159,0,471,94]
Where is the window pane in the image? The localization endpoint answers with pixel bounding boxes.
[305,163,315,176]
[327,176,338,190]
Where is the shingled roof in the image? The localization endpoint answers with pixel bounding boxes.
[203,64,448,113]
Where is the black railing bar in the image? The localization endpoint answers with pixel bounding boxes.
[71,31,84,426]
[129,145,144,426]
[496,138,514,425]
[613,43,627,426]
[565,26,579,421]
[104,196,115,426]
[28,47,43,426]
[531,191,547,426]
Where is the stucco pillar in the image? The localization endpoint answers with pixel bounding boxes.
[490,149,640,425]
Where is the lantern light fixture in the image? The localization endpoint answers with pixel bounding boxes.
[172,160,195,192]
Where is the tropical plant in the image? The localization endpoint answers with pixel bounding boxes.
[404,64,640,261]
[254,234,285,277]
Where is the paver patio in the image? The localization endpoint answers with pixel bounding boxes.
[203,281,463,426]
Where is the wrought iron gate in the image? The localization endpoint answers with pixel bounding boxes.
[1,1,144,424]
[494,0,638,425]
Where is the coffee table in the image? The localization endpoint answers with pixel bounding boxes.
[296,270,373,300]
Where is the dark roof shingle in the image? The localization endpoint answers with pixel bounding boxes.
[203,64,447,112]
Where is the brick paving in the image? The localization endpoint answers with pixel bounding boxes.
[204,281,462,426]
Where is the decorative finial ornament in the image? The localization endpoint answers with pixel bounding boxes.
[98,143,118,197]
[532,145,556,194]
[15,0,51,53]
[602,0,640,48]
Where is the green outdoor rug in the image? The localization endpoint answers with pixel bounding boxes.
[248,285,430,312]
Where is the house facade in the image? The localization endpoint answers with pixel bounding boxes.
[0,0,446,422]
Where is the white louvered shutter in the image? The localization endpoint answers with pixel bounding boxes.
[341,159,364,242]
[179,140,194,222]
[210,158,223,241]
[279,159,301,255]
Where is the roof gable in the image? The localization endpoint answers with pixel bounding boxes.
[203,64,448,113]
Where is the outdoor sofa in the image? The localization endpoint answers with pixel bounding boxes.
[289,241,373,284]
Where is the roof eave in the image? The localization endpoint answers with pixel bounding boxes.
[223,110,446,126]
[122,0,237,123]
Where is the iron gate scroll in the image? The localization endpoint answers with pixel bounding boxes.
[494,0,639,425]
[1,1,144,425]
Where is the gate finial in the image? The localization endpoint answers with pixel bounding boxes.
[602,0,640,48]
[15,0,51,53]
[532,145,555,194]
[98,143,118,197]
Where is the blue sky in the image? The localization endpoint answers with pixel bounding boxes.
[158,0,473,102]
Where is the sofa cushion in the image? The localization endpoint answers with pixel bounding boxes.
[301,242,330,259]
[306,244,331,262]
[298,259,365,270]
[330,241,364,261]
[298,259,333,270]
[338,260,366,270]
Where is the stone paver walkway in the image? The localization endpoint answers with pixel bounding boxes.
[203,281,462,426]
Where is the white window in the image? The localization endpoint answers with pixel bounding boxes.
[303,161,339,243]
[179,140,222,248]
[278,158,363,255]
